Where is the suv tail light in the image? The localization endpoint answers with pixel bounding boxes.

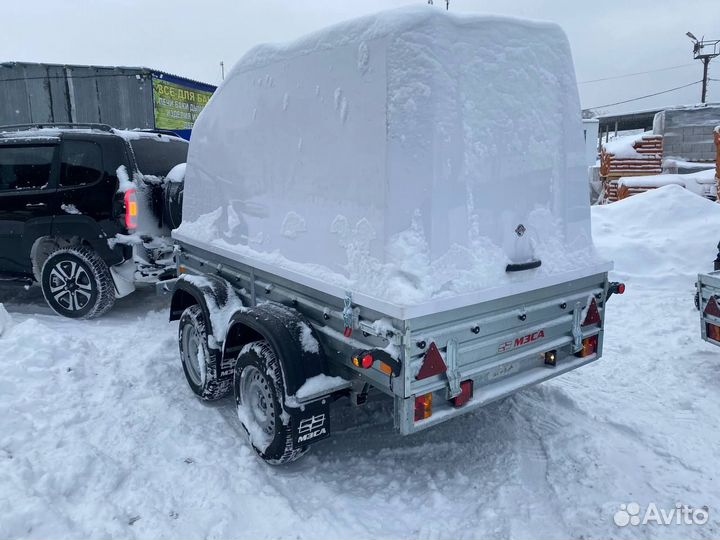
[124,189,138,230]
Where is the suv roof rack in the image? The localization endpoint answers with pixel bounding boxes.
[0,122,115,133]
[128,128,182,138]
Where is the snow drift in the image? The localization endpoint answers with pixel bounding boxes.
[177,7,608,311]
[592,184,720,285]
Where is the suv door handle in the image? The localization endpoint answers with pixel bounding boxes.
[25,203,47,208]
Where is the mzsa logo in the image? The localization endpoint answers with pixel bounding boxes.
[613,502,709,527]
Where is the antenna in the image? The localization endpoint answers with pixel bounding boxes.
[220,61,225,81]
[686,32,719,103]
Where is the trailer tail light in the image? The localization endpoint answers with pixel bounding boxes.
[416,342,447,380]
[414,393,433,422]
[582,298,601,327]
[352,353,374,369]
[378,362,393,376]
[124,189,138,230]
[706,323,720,342]
[451,380,473,408]
[576,335,598,358]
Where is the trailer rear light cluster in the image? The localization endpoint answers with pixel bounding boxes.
[352,353,374,369]
[124,189,139,230]
[706,323,720,342]
[414,392,433,422]
[451,380,474,408]
[576,335,598,358]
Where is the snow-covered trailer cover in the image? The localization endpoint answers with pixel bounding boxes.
[175,7,610,319]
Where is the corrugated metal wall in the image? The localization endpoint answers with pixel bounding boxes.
[0,62,155,129]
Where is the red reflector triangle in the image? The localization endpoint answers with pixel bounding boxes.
[416,342,447,380]
[583,298,601,327]
[704,296,720,318]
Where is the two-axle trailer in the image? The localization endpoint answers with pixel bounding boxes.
[160,237,621,465]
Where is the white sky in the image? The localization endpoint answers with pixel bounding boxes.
[3,0,719,115]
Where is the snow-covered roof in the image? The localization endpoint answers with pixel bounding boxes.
[0,126,186,144]
[230,7,562,75]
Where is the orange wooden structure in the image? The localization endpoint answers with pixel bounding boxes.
[600,134,663,202]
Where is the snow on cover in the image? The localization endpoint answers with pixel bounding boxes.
[1,186,720,538]
[166,162,186,183]
[177,7,607,312]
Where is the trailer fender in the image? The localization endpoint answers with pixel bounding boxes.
[169,274,243,347]
[224,303,327,399]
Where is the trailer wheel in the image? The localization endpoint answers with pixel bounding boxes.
[234,340,308,465]
[178,305,231,400]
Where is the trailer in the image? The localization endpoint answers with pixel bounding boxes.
[161,7,622,464]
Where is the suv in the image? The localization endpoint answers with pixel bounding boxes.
[0,123,187,318]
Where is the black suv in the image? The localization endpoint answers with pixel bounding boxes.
[0,123,187,318]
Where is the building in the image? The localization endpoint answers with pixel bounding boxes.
[0,62,217,139]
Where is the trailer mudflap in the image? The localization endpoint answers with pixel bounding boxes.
[288,399,331,446]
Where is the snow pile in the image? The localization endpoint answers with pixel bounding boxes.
[294,374,347,400]
[618,168,717,198]
[592,184,720,285]
[0,303,12,336]
[177,7,606,313]
[298,322,319,354]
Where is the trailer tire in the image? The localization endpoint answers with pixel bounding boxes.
[178,305,231,400]
[234,340,308,465]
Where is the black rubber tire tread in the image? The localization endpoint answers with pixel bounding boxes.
[163,181,184,230]
[234,340,308,465]
[40,246,115,319]
[178,305,232,401]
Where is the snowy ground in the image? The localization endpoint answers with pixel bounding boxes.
[1,186,720,539]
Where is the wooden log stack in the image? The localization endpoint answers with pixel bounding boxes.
[600,134,663,203]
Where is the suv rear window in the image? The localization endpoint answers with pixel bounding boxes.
[0,145,55,191]
[130,138,188,177]
[60,141,103,186]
